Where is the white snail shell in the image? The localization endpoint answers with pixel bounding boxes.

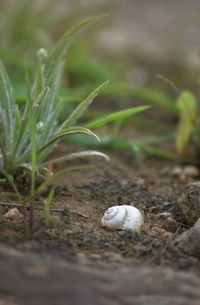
[101,205,143,231]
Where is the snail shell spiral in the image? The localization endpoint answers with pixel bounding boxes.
[101,205,143,231]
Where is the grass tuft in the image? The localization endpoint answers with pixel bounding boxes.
[0,18,111,201]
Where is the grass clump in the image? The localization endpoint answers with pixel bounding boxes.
[0,16,149,202]
[0,17,110,201]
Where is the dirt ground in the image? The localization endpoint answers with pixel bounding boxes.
[0,143,200,265]
[1,139,200,304]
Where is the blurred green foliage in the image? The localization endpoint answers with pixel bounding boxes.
[1,0,200,164]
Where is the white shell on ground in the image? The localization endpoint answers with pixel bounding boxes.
[101,205,143,231]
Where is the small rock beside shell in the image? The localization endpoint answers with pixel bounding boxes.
[4,208,22,220]
[101,205,144,232]
[165,165,199,182]
[183,166,199,178]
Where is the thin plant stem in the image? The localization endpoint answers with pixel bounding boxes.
[28,201,35,235]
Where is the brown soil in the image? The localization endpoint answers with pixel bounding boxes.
[1,142,200,304]
[0,144,199,268]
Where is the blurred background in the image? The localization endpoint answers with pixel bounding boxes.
[1,0,200,160]
[1,0,200,87]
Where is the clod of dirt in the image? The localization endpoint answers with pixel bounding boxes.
[189,219,200,257]
[174,218,200,258]
[4,208,22,220]
[178,182,200,225]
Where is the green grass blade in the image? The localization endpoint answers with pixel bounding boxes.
[43,63,63,119]
[105,82,177,113]
[51,165,91,179]
[45,16,108,85]
[31,48,47,100]
[134,144,178,160]
[0,60,15,151]
[37,127,101,155]
[43,150,109,166]
[61,81,109,130]
[84,106,150,129]
[12,105,21,149]
[67,133,175,149]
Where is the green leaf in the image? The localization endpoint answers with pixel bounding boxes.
[12,105,21,146]
[43,150,109,166]
[61,81,109,129]
[177,90,196,114]
[84,105,150,129]
[138,144,178,160]
[31,48,48,100]
[0,60,15,151]
[45,16,108,85]
[176,90,197,156]
[104,82,177,113]
[51,165,91,179]
[37,127,101,155]
[68,133,175,148]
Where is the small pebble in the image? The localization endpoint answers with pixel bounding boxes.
[171,166,182,177]
[171,165,200,181]
[170,165,199,181]
[4,208,22,220]
[183,165,199,178]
